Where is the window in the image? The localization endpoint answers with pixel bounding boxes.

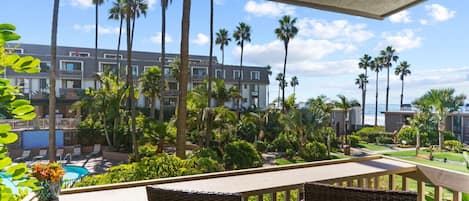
[5,48,24,54]
[64,80,81,88]
[100,62,118,74]
[164,67,171,75]
[192,68,207,76]
[168,82,178,90]
[189,59,201,64]
[69,51,90,57]
[215,69,224,79]
[163,97,177,106]
[250,84,259,92]
[251,71,260,80]
[243,98,248,103]
[39,62,50,73]
[125,65,139,76]
[39,79,48,90]
[104,54,123,59]
[61,61,82,72]
[233,70,241,80]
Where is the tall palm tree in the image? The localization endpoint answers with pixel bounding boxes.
[355,73,368,127]
[370,57,383,126]
[215,28,231,74]
[275,73,284,108]
[380,46,399,112]
[395,61,411,107]
[93,0,105,89]
[275,15,298,112]
[358,54,372,126]
[49,0,60,162]
[266,65,272,105]
[109,0,124,78]
[334,95,354,145]
[159,0,173,121]
[233,22,251,114]
[176,0,191,159]
[413,89,465,150]
[205,0,215,142]
[124,0,148,161]
[290,76,298,94]
[140,66,162,119]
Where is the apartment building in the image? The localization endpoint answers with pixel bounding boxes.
[5,43,269,118]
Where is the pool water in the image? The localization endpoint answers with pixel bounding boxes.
[0,165,89,193]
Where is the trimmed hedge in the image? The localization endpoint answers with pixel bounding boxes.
[354,127,393,144]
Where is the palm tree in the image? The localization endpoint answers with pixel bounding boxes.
[233,22,251,114]
[124,0,148,161]
[176,0,191,159]
[159,0,173,121]
[358,54,372,126]
[395,61,411,107]
[93,0,105,89]
[335,95,355,145]
[380,46,399,112]
[109,0,124,78]
[413,89,466,150]
[49,0,60,162]
[370,57,383,126]
[290,76,298,94]
[205,0,215,142]
[140,66,162,119]
[211,79,229,107]
[228,86,241,109]
[275,15,298,112]
[355,73,368,127]
[215,28,231,73]
[266,65,272,105]
[275,73,285,108]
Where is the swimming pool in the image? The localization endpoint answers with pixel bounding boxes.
[0,165,89,193]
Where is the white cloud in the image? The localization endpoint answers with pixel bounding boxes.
[214,0,225,5]
[244,1,295,17]
[72,24,121,35]
[145,0,157,10]
[389,11,412,24]
[419,19,428,25]
[297,18,374,42]
[378,29,422,52]
[425,4,455,22]
[150,32,173,44]
[70,0,92,8]
[192,33,209,45]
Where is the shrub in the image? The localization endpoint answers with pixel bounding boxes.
[254,141,267,153]
[271,132,294,152]
[129,144,157,162]
[191,148,221,162]
[444,140,463,153]
[302,142,328,162]
[285,148,296,159]
[349,135,361,147]
[223,140,263,170]
[354,127,392,144]
[397,127,418,145]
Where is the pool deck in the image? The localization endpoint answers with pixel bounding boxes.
[28,156,125,175]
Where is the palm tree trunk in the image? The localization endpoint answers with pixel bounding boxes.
[49,0,60,162]
[277,85,281,108]
[176,0,191,159]
[221,48,224,77]
[385,67,390,112]
[159,3,166,122]
[126,8,139,161]
[95,3,99,90]
[400,78,404,107]
[237,42,244,119]
[282,42,288,112]
[150,94,155,119]
[205,0,214,147]
[363,69,367,128]
[439,121,445,150]
[374,71,379,127]
[116,17,123,78]
[416,129,420,156]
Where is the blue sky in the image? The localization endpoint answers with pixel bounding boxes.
[2,0,468,104]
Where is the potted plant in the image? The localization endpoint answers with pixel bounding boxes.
[31,162,65,201]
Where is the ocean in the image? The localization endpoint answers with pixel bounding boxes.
[363,104,401,126]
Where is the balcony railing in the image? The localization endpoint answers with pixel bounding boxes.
[60,70,82,77]
[58,155,469,201]
[192,74,207,81]
[165,89,179,96]
[59,88,84,99]
[0,118,80,130]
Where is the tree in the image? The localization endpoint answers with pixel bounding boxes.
[159,0,173,121]
[395,61,411,107]
[205,0,215,147]
[108,0,125,78]
[370,57,383,126]
[211,79,229,107]
[334,95,357,145]
[176,0,191,158]
[290,76,298,94]
[124,0,148,161]
[413,89,466,150]
[228,86,241,109]
[215,28,231,73]
[49,0,60,162]
[233,22,251,115]
[266,65,272,105]
[93,0,105,89]
[140,66,162,119]
[380,46,399,112]
[355,73,368,127]
[275,73,286,108]
[275,15,298,112]
[358,54,372,127]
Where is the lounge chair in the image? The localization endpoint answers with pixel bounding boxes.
[304,182,417,201]
[33,149,47,161]
[146,186,242,201]
[14,150,31,162]
[86,144,101,158]
[56,148,64,160]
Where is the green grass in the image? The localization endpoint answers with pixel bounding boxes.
[402,158,469,173]
[357,143,392,151]
[274,158,305,165]
[384,150,465,163]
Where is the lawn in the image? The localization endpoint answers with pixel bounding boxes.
[274,154,350,165]
[384,150,466,163]
[357,143,392,151]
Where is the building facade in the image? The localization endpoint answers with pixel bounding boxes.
[5,43,269,117]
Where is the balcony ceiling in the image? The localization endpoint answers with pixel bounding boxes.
[269,0,426,20]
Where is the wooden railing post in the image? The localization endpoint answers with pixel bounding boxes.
[270,192,277,201]
[453,191,462,201]
[388,174,395,190]
[347,179,354,187]
[402,176,408,191]
[434,186,443,201]
[285,190,291,201]
[367,178,373,189]
[417,181,425,201]
[357,178,364,188]
[257,193,263,201]
[374,176,380,189]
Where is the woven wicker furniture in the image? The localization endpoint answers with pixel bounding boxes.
[146,186,242,201]
[304,182,417,201]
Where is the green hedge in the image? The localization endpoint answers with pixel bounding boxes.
[397,127,418,145]
[354,127,393,144]
[223,140,263,170]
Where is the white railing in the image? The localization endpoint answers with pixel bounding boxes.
[0,118,80,130]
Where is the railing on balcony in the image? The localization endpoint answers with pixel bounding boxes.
[165,89,179,96]
[251,91,259,97]
[59,88,84,99]
[0,118,80,130]
[192,74,207,81]
[60,70,82,77]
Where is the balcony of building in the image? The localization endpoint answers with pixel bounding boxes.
[58,155,469,201]
[59,88,84,100]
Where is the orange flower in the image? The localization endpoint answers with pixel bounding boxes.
[31,162,65,182]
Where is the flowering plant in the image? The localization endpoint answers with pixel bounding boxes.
[31,162,65,183]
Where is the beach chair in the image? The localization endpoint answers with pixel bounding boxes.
[33,149,47,161]
[14,150,31,162]
[56,148,64,160]
[86,144,101,158]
